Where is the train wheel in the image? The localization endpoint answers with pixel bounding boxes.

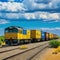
[28,40,31,43]
[37,39,40,42]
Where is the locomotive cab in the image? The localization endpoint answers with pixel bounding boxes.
[5,26,22,45]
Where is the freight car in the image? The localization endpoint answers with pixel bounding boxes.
[45,32,49,41]
[49,33,53,40]
[41,31,46,41]
[4,26,59,45]
[30,30,41,42]
[53,34,59,39]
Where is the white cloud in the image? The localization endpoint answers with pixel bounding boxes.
[35,0,60,9]
[40,27,60,30]
[39,12,60,20]
[0,12,60,21]
[24,13,36,19]
[5,13,21,19]
[0,19,9,24]
[0,2,26,12]
[23,0,48,10]
[0,0,60,21]
[39,27,60,36]
[37,3,47,9]
[39,12,49,19]
[23,0,60,11]
[0,0,60,12]
[35,12,60,21]
[48,0,60,9]
[49,13,60,20]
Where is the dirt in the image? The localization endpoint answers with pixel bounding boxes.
[37,48,60,60]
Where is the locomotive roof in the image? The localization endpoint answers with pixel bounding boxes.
[5,26,23,30]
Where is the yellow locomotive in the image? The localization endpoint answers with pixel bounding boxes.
[5,26,59,45]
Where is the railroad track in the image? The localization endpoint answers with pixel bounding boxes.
[0,47,19,53]
[2,43,48,60]
[28,44,48,60]
[0,45,20,53]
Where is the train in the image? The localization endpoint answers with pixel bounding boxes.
[4,26,59,45]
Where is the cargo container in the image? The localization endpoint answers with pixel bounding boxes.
[45,32,49,40]
[51,33,53,39]
[52,34,54,39]
[41,31,46,41]
[49,33,53,40]
[55,35,58,39]
[54,35,56,39]
[30,30,41,42]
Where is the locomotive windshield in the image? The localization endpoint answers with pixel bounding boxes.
[5,28,18,33]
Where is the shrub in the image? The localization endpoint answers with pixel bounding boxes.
[49,40,60,48]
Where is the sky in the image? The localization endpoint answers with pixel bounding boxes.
[0,0,60,36]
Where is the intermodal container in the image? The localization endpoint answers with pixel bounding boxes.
[41,31,46,41]
[51,34,54,39]
[49,33,52,40]
[46,32,49,40]
[31,30,41,38]
[30,30,41,42]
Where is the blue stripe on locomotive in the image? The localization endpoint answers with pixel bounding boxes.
[41,31,45,40]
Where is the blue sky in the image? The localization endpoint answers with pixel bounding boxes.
[0,0,60,36]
